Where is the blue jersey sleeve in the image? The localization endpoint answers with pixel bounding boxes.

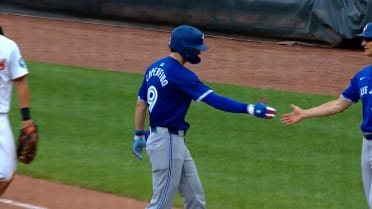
[341,72,361,103]
[202,92,248,113]
[173,67,212,101]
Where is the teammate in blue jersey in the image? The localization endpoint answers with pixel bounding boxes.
[281,22,372,209]
[132,25,277,209]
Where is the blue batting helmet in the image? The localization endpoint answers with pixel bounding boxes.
[169,25,208,64]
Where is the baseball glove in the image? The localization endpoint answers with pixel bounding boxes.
[17,122,38,164]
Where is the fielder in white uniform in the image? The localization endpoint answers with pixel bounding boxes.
[0,26,35,196]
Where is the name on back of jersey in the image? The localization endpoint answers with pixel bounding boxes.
[146,66,169,87]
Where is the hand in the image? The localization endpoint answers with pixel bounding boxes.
[247,99,277,119]
[132,139,146,160]
[17,121,38,164]
[132,130,149,160]
[280,104,304,125]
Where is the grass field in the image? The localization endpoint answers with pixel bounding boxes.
[11,61,367,209]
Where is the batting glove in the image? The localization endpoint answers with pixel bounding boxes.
[247,102,277,119]
[132,130,149,160]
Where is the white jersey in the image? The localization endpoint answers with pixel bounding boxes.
[0,35,28,113]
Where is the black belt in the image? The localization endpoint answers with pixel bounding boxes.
[364,133,372,140]
[150,127,186,136]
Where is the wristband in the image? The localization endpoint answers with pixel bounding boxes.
[247,104,254,115]
[135,130,145,136]
[20,107,31,121]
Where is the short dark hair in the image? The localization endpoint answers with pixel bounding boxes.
[0,26,3,35]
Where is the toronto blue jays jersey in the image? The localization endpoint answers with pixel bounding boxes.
[341,65,372,132]
[138,56,213,130]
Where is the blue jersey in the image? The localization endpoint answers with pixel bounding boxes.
[341,65,372,132]
[138,56,213,130]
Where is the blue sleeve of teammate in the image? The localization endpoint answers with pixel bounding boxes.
[202,92,248,113]
[341,72,361,103]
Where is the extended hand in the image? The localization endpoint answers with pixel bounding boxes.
[248,102,277,119]
[280,104,304,124]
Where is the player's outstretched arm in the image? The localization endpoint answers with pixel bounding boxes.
[281,98,352,125]
[202,92,277,119]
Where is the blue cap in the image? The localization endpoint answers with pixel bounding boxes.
[358,22,372,38]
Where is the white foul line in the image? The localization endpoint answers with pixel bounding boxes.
[0,198,48,209]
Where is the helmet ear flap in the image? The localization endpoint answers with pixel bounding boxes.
[182,48,201,64]
[169,38,201,64]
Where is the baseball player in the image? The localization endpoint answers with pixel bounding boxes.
[132,25,277,209]
[0,25,37,196]
[281,22,372,209]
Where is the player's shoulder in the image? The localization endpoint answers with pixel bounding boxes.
[357,65,372,76]
[147,56,198,78]
[350,65,372,82]
[362,64,372,70]
[0,35,19,49]
[147,56,172,68]
[0,35,15,44]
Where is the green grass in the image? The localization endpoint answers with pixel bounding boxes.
[10,61,366,209]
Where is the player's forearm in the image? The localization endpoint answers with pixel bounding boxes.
[303,99,350,118]
[202,92,247,113]
[14,76,30,108]
[135,100,147,130]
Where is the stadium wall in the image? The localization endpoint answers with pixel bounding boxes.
[3,0,372,46]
